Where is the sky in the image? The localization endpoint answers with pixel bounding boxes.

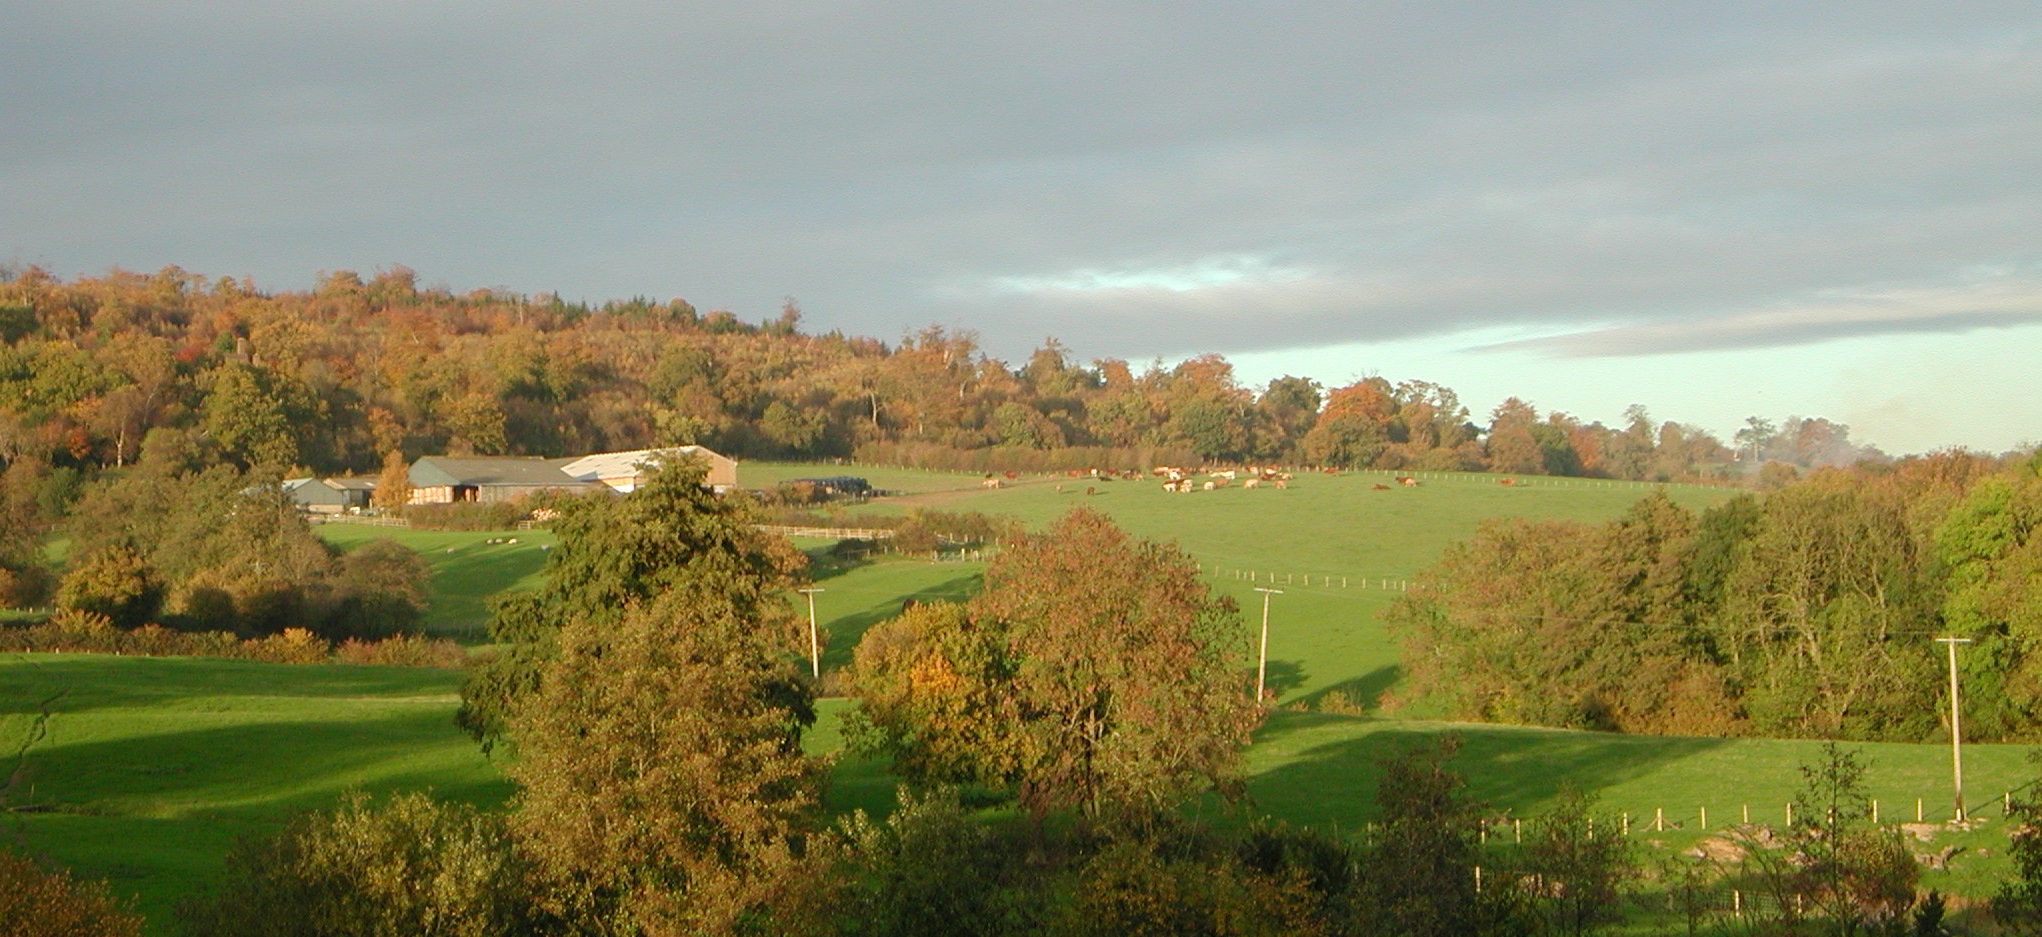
[4,3,2039,456]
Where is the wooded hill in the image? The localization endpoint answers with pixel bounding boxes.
[0,264,1879,481]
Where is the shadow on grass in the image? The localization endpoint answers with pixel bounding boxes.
[8,706,510,816]
[1241,711,1731,834]
[1262,659,1308,697]
[1288,665,1400,713]
[421,543,551,634]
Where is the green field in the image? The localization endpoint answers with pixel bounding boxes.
[10,465,2028,931]
[0,654,510,931]
[313,523,557,637]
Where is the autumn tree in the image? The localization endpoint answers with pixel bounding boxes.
[509,584,821,934]
[1356,736,1513,937]
[1301,378,1395,468]
[371,450,411,514]
[458,454,805,748]
[851,508,1261,823]
[1934,452,2042,737]
[1715,476,1937,739]
[1385,492,1732,735]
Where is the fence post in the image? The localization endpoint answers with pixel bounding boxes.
[1655,808,1663,833]
[1786,802,1793,827]
[1700,806,1707,830]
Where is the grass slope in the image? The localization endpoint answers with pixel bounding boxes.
[1243,709,2037,898]
[0,654,508,933]
[315,524,556,637]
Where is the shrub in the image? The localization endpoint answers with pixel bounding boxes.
[334,634,467,669]
[0,846,144,937]
[178,791,535,937]
[238,628,331,665]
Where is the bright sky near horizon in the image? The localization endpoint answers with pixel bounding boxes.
[4,4,2038,455]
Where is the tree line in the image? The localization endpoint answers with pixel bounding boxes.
[0,264,1880,483]
[1386,448,2042,742]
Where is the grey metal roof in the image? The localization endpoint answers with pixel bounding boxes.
[409,456,598,488]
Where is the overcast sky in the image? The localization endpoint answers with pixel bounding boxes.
[5,3,2038,455]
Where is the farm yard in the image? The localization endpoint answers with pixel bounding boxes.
[5,462,2036,932]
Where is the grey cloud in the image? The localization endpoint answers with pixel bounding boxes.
[1472,278,2042,357]
[3,3,2039,366]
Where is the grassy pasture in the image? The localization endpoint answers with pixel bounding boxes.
[26,464,2026,931]
[0,653,508,932]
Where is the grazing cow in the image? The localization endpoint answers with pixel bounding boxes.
[1399,476,1419,487]
[1086,486,1096,496]
[1003,471,1018,480]
[1213,470,1237,481]
[1274,479,1288,490]
[981,477,1003,489]
[1500,478,1516,486]
[1373,483,1392,491]
[1202,480,1216,491]
[1243,478,1262,490]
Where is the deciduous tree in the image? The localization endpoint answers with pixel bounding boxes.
[851,508,1261,823]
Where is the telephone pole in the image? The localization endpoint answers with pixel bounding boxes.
[798,588,825,681]
[1254,587,1282,703]
[1938,636,1972,820]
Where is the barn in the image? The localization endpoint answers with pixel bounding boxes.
[558,446,738,494]
[283,477,375,514]
[405,456,605,505]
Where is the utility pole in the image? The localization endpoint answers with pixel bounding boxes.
[1253,587,1282,703]
[1938,636,1972,820]
[798,588,825,681]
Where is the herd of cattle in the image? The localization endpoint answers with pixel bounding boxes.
[972,465,1460,494]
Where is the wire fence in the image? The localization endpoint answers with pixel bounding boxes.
[1200,564,1410,592]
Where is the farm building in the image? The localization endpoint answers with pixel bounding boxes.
[283,476,375,513]
[559,445,738,493]
[405,456,606,505]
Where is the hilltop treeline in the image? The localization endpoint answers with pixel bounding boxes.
[0,264,1875,482]
[1387,449,2042,742]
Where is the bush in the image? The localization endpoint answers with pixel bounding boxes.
[178,791,535,937]
[0,618,461,668]
[237,628,332,664]
[334,634,467,668]
[0,846,144,937]
[0,563,55,608]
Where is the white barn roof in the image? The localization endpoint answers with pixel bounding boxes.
[559,446,731,487]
